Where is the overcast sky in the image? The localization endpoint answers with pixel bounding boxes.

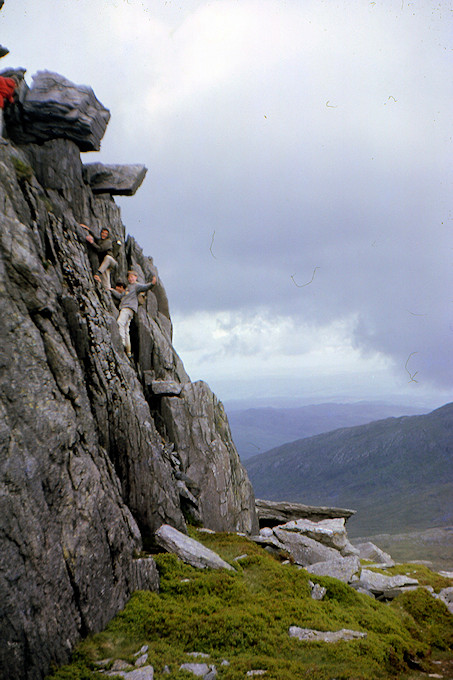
[2,0,452,408]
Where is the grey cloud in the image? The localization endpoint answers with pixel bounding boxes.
[5,0,451,396]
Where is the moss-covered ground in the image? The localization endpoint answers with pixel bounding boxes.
[46,529,453,680]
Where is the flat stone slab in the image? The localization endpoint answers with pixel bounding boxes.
[250,532,287,551]
[155,524,234,571]
[105,665,154,679]
[179,663,217,678]
[151,379,183,396]
[289,626,367,642]
[83,162,147,195]
[256,499,356,527]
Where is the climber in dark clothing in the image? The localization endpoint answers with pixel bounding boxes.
[112,281,126,308]
[80,224,117,289]
[110,270,156,358]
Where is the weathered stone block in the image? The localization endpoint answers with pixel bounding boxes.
[7,70,110,151]
[305,555,361,583]
[83,162,147,195]
[273,527,340,566]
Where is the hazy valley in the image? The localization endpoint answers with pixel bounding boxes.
[245,403,453,544]
[227,401,429,460]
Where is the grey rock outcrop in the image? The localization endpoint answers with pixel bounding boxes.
[0,140,178,680]
[251,506,424,596]
[130,558,160,593]
[83,163,147,196]
[155,525,234,571]
[252,515,358,568]
[354,541,395,566]
[161,381,259,534]
[0,70,257,680]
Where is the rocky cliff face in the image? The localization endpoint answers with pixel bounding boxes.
[0,69,257,680]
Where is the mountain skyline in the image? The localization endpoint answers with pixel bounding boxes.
[227,400,428,460]
[245,402,453,536]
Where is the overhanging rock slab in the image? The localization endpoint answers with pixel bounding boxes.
[8,70,110,151]
[142,373,184,396]
[83,162,147,195]
[256,499,356,527]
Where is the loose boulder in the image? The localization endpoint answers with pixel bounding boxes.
[105,666,154,679]
[352,569,419,599]
[179,663,217,678]
[155,525,234,571]
[354,541,395,566]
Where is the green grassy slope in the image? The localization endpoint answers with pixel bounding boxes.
[46,530,453,680]
[244,403,453,537]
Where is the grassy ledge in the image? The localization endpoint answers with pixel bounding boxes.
[46,529,453,680]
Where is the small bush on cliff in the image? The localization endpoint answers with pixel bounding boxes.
[46,530,453,680]
[11,155,34,182]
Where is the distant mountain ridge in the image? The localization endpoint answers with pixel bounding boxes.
[245,403,453,537]
[227,401,428,459]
